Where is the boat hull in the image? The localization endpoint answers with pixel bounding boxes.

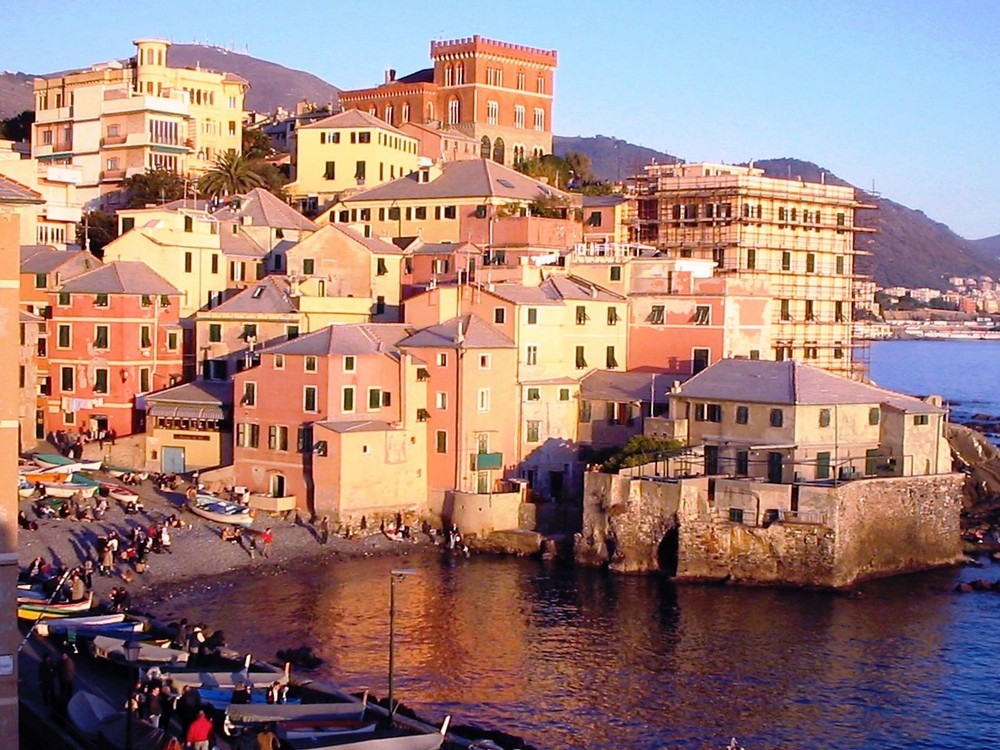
[43,483,97,499]
[18,593,94,621]
[186,495,254,527]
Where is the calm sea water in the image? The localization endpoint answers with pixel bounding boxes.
[155,341,1000,750]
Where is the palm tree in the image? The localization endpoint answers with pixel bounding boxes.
[198,151,265,198]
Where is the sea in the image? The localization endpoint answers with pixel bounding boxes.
[158,340,1000,750]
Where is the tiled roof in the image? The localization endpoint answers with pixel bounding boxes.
[409,241,482,256]
[678,360,946,413]
[398,314,515,350]
[394,68,434,84]
[208,276,297,315]
[301,109,408,137]
[582,195,630,207]
[315,419,394,434]
[544,275,624,302]
[221,227,269,258]
[267,323,414,359]
[144,380,233,406]
[19,309,45,324]
[486,283,562,306]
[0,174,42,203]
[213,188,317,231]
[321,223,407,255]
[58,261,180,296]
[343,159,571,203]
[20,246,99,274]
[581,370,682,403]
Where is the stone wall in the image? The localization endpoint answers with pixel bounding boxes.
[577,471,965,588]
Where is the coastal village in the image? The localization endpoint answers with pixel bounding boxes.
[0,31,997,750]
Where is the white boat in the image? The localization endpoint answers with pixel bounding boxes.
[17,479,36,498]
[41,482,98,499]
[280,720,378,741]
[67,690,116,738]
[104,484,140,504]
[228,700,367,724]
[35,613,129,637]
[92,636,189,665]
[164,664,290,690]
[33,453,102,472]
[285,725,449,750]
[186,493,254,527]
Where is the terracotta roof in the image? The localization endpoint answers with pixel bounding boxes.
[581,370,683,403]
[144,380,233,406]
[58,261,180,296]
[398,315,515,350]
[208,276,297,315]
[343,159,571,203]
[301,109,409,137]
[213,188,317,231]
[0,174,43,203]
[678,360,946,413]
[267,323,414,359]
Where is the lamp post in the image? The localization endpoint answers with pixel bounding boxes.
[123,639,142,750]
[388,568,416,722]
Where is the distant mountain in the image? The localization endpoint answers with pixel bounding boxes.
[554,135,679,182]
[0,44,340,121]
[969,235,1000,264]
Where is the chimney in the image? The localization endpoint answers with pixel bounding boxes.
[385,68,396,84]
[455,318,465,345]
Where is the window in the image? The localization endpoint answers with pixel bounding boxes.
[94,293,109,308]
[579,400,592,423]
[769,409,784,427]
[805,300,816,321]
[526,345,537,366]
[736,405,749,424]
[836,255,846,275]
[343,355,356,372]
[140,325,151,349]
[606,346,618,369]
[241,382,256,407]
[533,108,544,131]
[274,354,284,370]
[375,296,386,315]
[286,325,299,340]
[781,251,791,271]
[60,366,74,392]
[435,392,447,409]
[694,403,706,422]
[358,131,371,144]
[607,307,619,325]
[914,414,930,426]
[208,324,221,343]
[237,423,261,449]
[448,98,460,125]
[368,388,382,410]
[526,420,540,443]
[819,408,831,427]
[436,353,448,367]
[342,386,355,413]
[478,388,490,412]
[268,425,289,451]
[576,306,588,325]
[575,346,587,369]
[376,258,388,276]
[816,451,831,480]
[806,253,816,273]
[736,451,749,476]
[242,323,257,341]
[303,259,315,275]
[694,305,710,325]
[444,205,456,219]
[486,100,498,125]
[707,404,722,423]
[305,356,318,373]
[780,300,791,321]
[94,325,109,349]
[57,324,71,348]
[354,161,366,182]
[33,273,47,289]
[494,308,506,324]
[835,302,845,323]
[58,292,70,306]
[869,407,881,425]
[692,348,710,374]
[141,294,153,308]
[527,388,540,401]
[93,368,109,394]
[648,305,665,324]
[746,248,756,269]
[526,308,538,325]
[479,354,491,369]
[184,252,193,273]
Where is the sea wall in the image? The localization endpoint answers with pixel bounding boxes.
[576,472,965,588]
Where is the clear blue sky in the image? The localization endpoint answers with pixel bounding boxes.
[6,0,1000,238]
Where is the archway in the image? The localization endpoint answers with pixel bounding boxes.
[492,137,505,164]
[656,525,679,576]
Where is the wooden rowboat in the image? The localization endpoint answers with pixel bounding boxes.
[283,725,449,750]
[42,482,98,499]
[228,701,368,724]
[102,483,140,504]
[35,613,129,636]
[279,720,378,741]
[18,593,94,621]
[186,494,253,527]
[20,470,71,484]
[33,454,102,471]
[164,664,290,690]
[92,636,189,666]
[67,690,116,738]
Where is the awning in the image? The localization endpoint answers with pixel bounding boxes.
[147,403,225,420]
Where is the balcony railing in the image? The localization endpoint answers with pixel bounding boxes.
[100,169,125,182]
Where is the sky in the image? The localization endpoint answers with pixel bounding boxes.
[5,0,1000,238]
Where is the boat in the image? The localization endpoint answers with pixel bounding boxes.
[228,701,368,724]
[279,720,379,741]
[198,687,303,711]
[17,593,95,621]
[103,483,140,504]
[70,472,101,487]
[19,470,71,484]
[164,664,290,690]
[283,724,449,750]
[186,493,254,527]
[67,690,116,738]
[33,453,102,471]
[41,481,98,499]
[34,613,131,636]
[17,479,36,499]
[92,636,190,666]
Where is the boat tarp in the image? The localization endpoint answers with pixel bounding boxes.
[227,702,367,723]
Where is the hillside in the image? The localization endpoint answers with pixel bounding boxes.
[969,235,1000,264]
[554,135,679,182]
[0,44,340,120]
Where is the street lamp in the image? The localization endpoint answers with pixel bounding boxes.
[123,639,142,750]
[388,568,416,722]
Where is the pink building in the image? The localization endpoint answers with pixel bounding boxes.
[47,261,183,437]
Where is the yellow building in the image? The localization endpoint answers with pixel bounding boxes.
[32,39,248,210]
[629,162,873,378]
[0,141,83,249]
[286,109,421,212]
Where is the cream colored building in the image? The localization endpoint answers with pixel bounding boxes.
[286,109,421,212]
[0,142,83,249]
[629,162,873,378]
[32,39,247,210]
[664,359,950,484]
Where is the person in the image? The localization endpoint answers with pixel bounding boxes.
[81,560,94,589]
[230,681,251,705]
[173,618,189,651]
[185,708,213,750]
[178,685,202,733]
[18,510,38,531]
[256,723,280,750]
[99,542,114,577]
[144,685,163,728]
[318,515,330,545]
[68,574,87,603]
[261,527,273,558]
[108,427,117,446]
[55,652,75,706]
[265,681,287,704]
[159,525,173,554]
[185,485,198,504]
[38,652,55,707]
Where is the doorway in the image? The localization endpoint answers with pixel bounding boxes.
[162,446,186,474]
[705,445,719,475]
[549,470,564,502]
[269,473,286,497]
[767,452,784,484]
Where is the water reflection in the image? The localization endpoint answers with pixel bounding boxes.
[154,553,1000,749]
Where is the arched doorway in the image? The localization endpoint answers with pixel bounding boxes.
[269,472,286,498]
[480,136,491,159]
[657,525,679,576]
[492,137,505,164]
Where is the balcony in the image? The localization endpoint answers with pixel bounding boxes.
[40,164,82,185]
[43,203,83,223]
[34,142,74,158]
[101,134,128,147]
[100,169,125,182]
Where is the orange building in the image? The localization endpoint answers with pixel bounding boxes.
[339,36,557,167]
[46,261,183,437]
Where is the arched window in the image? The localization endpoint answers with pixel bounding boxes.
[385,105,394,125]
[427,102,434,121]
[401,103,410,123]
[514,105,525,129]
[486,100,498,125]
[481,136,492,158]
[492,137,505,164]
[369,106,378,119]
[455,64,465,85]
[444,65,453,86]
[513,145,525,164]
[448,98,460,125]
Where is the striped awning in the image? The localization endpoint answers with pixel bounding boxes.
[147,403,225,420]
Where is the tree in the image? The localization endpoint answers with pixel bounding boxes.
[601,435,684,473]
[515,154,572,190]
[122,168,188,208]
[563,151,594,183]
[76,211,118,257]
[248,160,289,200]
[0,110,34,142]
[242,128,273,161]
[198,151,265,198]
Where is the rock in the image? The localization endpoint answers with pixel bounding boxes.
[472,529,543,556]
[971,579,993,591]
[955,583,973,593]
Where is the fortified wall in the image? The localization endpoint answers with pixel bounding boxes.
[575,471,965,588]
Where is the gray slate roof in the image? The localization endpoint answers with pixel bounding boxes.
[581,370,682,403]
[343,159,571,203]
[209,276,297,315]
[213,188,317,232]
[398,314,515,350]
[221,227,269,258]
[0,175,42,203]
[487,275,622,305]
[267,323,414,359]
[678,359,946,413]
[301,109,408,137]
[582,195,630,208]
[321,223,407,255]
[315,419,394,434]
[410,241,481,256]
[144,380,233,406]
[58,261,180,296]
[20,247,98,274]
